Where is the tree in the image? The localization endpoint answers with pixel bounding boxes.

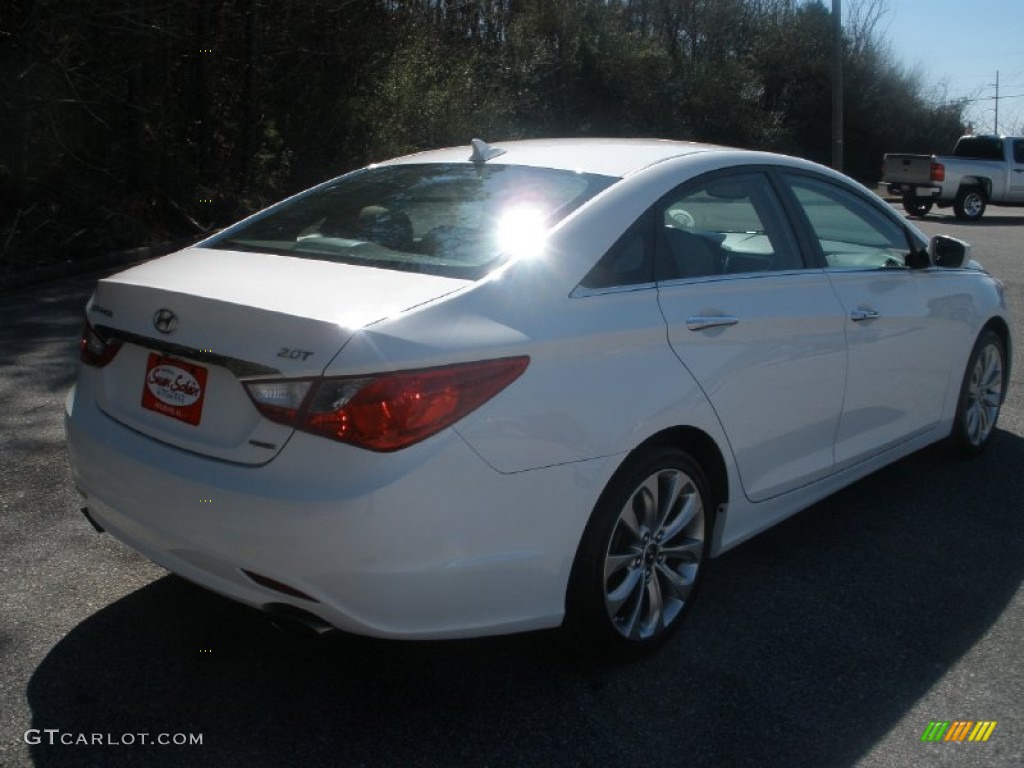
[0,0,968,272]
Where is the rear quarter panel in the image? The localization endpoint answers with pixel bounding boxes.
[936,156,1010,201]
[329,279,730,475]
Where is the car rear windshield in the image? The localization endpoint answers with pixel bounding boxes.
[206,164,618,279]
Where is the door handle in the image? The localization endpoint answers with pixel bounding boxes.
[850,308,880,322]
[686,316,739,331]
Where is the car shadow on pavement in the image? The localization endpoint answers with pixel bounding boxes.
[25,431,1024,767]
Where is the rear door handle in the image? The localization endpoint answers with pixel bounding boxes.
[851,308,880,322]
[686,316,739,331]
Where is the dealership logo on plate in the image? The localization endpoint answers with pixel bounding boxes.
[146,364,202,407]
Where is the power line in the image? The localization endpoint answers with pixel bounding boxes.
[943,84,1024,96]
[961,93,1024,103]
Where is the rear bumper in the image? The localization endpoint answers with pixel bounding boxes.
[891,184,940,199]
[65,384,616,639]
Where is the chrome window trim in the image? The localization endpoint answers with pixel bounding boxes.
[570,281,657,298]
[655,267,822,289]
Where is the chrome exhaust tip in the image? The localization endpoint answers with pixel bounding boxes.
[263,603,335,636]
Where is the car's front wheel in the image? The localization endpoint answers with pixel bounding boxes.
[564,446,713,659]
[951,328,1006,455]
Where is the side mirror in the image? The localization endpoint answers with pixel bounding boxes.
[905,249,930,269]
[929,234,970,268]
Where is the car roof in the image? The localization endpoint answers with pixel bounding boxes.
[376,138,725,178]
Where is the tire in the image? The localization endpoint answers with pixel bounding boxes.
[953,187,986,221]
[902,197,933,217]
[564,446,713,660]
[950,329,1006,455]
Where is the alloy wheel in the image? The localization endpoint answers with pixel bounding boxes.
[962,192,984,218]
[964,339,1004,447]
[603,468,705,640]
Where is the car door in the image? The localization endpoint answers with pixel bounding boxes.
[1010,139,1024,199]
[654,170,848,502]
[779,172,956,469]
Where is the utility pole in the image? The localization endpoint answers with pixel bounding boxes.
[994,70,999,134]
[832,0,843,171]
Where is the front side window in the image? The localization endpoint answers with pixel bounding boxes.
[207,164,617,279]
[1013,140,1024,165]
[784,175,914,269]
[655,172,804,281]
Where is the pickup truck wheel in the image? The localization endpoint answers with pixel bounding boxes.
[953,187,986,221]
[902,197,933,217]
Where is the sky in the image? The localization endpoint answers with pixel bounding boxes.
[874,0,1024,136]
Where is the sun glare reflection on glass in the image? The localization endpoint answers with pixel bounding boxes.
[495,205,549,260]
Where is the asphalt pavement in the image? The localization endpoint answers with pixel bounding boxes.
[1,206,1021,767]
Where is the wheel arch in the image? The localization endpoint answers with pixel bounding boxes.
[622,426,732,557]
[631,426,730,511]
[960,177,992,199]
[569,424,732,586]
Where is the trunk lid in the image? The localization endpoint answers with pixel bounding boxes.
[86,247,468,464]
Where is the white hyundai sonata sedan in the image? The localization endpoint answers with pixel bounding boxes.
[66,138,1011,657]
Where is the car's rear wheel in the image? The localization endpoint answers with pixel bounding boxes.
[902,196,933,217]
[951,329,1006,455]
[564,446,712,659]
[953,187,986,221]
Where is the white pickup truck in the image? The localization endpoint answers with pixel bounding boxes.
[882,135,1024,220]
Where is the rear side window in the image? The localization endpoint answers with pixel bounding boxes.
[655,172,804,280]
[579,213,654,289]
[953,137,1004,160]
[208,164,617,279]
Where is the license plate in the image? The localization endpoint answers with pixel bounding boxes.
[141,354,208,426]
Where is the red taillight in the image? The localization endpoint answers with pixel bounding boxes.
[930,161,945,182]
[244,357,529,452]
[79,321,122,367]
